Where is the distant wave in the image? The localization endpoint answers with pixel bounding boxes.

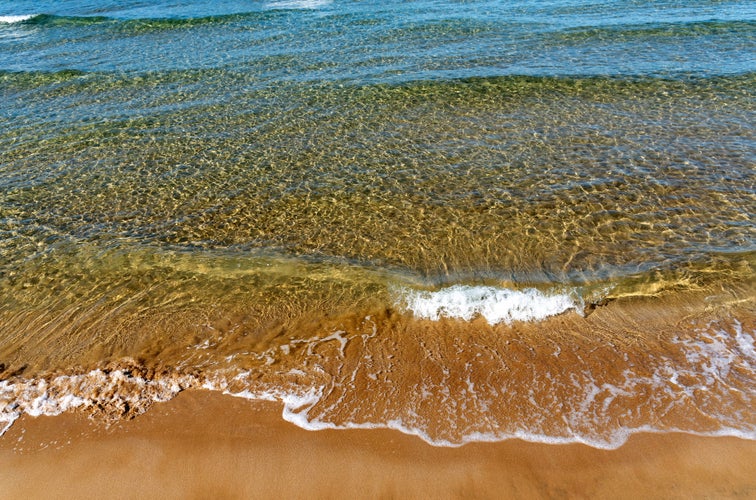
[264,0,333,9]
[0,13,111,26]
[558,19,756,40]
[3,12,752,45]
[0,10,300,31]
[2,67,754,90]
[0,14,37,24]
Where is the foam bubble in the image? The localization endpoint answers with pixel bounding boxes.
[395,285,581,324]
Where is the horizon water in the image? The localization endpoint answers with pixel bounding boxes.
[0,0,755,448]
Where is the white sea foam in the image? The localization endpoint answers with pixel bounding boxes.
[306,330,348,357]
[14,367,735,451]
[395,285,580,324]
[0,15,36,24]
[733,320,756,360]
[0,368,194,436]
[264,0,331,10]
[218,318,756,449]
[225,383,637,449]
[2,320,754,449]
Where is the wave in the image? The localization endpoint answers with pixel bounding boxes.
[0,363,194,435]
[2,317,754,449]
[394,285,581,324]
[6,12,752,40]
[558,19,756,41]
[0,15,37,24]
[3,64,754,103]
[0,10,289,31]
[264,0,333,9]
[6,13,112,26]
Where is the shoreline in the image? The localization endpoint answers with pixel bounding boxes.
[1,390,755,499]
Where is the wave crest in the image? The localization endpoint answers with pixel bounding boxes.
[0,15,37,24]
[395,285,582,324]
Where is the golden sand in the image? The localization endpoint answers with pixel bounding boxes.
[1,390,754,499]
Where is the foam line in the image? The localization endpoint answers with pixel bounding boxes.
[264,0,332,10]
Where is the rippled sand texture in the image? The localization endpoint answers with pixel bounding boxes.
[3,76,753,276]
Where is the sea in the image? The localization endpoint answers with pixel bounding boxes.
[0,0,754,449]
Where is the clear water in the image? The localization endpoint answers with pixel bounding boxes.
[0,0,754,447]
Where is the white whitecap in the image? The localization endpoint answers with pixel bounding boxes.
[395,285,581,325]
[264,0,332,10]
[0,15,36,24]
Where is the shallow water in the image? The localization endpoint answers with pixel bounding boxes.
[1,0,754,447]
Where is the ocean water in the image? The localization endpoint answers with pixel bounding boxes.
[0,0,754,447]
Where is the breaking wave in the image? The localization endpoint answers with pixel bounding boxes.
[395,285,582,324]
[0,15,37,24]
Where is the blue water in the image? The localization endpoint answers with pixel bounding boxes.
[1,0,754,80]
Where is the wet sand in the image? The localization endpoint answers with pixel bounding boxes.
[1,390,754,499]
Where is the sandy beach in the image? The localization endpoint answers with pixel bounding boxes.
[1,390,754,499]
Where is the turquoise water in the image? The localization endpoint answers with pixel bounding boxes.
[0,0,755,446]
[2,1,754,78]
